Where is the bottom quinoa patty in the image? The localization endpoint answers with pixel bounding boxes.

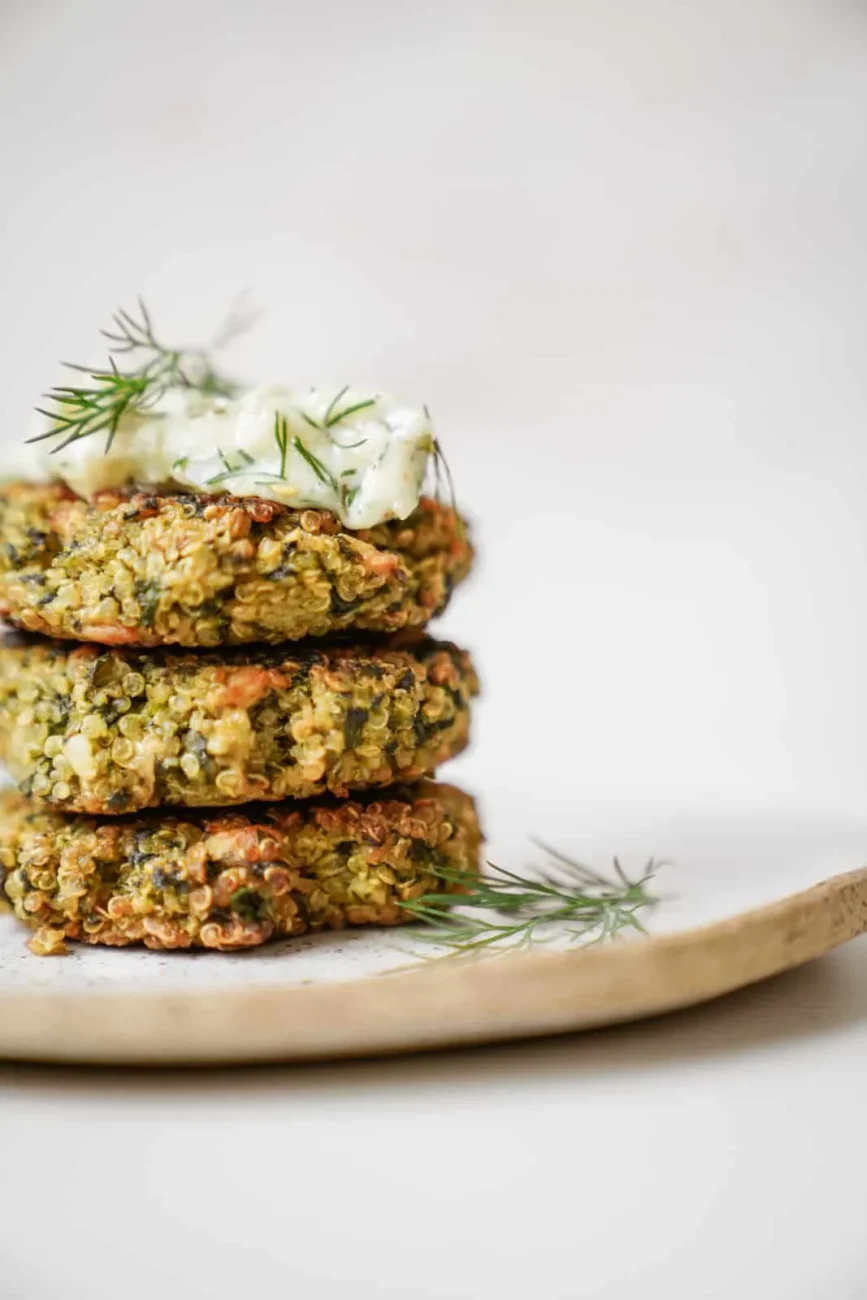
[0,782,481,955]
[0,632,477,813]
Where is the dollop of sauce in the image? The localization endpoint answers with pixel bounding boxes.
[37,385,436,530]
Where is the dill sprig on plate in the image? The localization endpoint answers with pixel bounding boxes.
[29,299,246,455]
[402,845,659,955]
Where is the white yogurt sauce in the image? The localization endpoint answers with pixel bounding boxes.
[37,384,437,530]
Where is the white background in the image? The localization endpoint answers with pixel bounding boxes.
[2,1,867,1296]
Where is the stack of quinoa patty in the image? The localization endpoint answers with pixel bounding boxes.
[0,482,479,954]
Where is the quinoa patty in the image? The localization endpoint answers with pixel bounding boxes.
[0,633,477,814]
[0,482,471,647]
[0,781,481,954]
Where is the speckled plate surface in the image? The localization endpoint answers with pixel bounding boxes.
[2,787,867,1064]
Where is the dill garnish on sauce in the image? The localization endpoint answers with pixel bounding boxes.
[28,298,463,528]
[29,299,246,455]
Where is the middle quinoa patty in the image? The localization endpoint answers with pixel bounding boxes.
[0,633,477,814]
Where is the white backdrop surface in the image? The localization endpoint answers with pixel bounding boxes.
[2,2,867,1297]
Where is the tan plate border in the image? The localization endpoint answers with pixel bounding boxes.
[1,867,866,1065]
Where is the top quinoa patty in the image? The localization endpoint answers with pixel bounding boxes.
[0,482,472,647]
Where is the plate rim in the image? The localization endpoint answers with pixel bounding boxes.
[1,866,866,1066]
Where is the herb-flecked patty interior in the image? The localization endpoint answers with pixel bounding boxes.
[0,483,472,647]
[0,631,479,814]
[0,781,482,955]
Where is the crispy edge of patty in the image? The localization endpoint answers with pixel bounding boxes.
[0,632,478,813]
[0,781,481,955]
[0,483,472,647]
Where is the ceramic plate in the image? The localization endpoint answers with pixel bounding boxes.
[1,786,866,1064]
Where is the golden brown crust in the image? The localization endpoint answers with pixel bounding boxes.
[0,632,477,814]
[0,482,472,647]
[0,782,482,954]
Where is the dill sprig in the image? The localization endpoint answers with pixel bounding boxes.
[292,434,339,492]
[303,386,376,442]
[322,386,349,426]
[402,846,659,956]
[31,298,464,528]
[290,432,362,512]
[326,396,377,428]
[419,403,462,532]
[30,299,246,455]
[433,438,460,530]
[273,412,289,477]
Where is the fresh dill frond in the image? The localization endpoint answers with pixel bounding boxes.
[326,397,377,427]
[320,385,377,430]
[273,412,289,478]
[33,357,158,455]
[292,434,339,493]
[30,298,249,455]
[192,365,238,398]
[206,447,251,485]
[99,298,166,356]
[417,407,463,534]
[322,385,350,426]
[206,288,261,352]
[402,847,660,956]
[432,437,463,540]
[203,467,290,488]
[294,408,364,510]
[32,303,463,527]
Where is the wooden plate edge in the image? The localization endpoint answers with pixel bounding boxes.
[1,866,866,1065]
